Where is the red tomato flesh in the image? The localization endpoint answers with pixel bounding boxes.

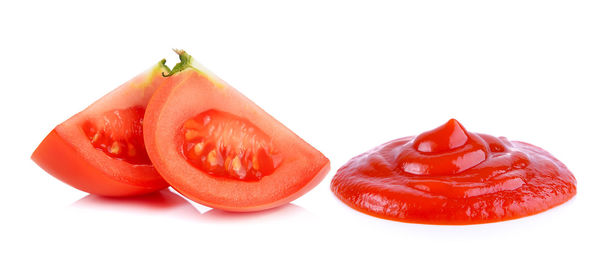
[331,119,577,225]
[32,62,170,196]
[181,110,282,181]
[144,51,330,212]
[82,106,151,165]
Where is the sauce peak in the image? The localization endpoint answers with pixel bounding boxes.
[397,119,486,176]
[414,119,468,153]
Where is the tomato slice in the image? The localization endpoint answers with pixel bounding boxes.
[32,60,171,196]
[144,50,330,212]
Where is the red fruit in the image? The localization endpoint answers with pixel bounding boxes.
[144,50,330,211]
[32,60,171,196]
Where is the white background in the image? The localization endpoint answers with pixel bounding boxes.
[1,1,598,269]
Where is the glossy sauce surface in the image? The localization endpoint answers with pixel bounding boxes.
[331,119,576,224]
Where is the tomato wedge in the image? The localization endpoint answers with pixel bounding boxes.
[32,60,171,196]
[144,50,330,212]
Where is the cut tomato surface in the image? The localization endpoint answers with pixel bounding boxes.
[32,61,171,196]
[144,51,330,212]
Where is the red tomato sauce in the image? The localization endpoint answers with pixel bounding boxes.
[331,119,576,224]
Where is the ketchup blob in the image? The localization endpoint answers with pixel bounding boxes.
[331,119,576,225]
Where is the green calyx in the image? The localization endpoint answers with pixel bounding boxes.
[158,58,171,73]
[158,49,224,87]
[162,49,194,77]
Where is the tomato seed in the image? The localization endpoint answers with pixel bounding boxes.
[82,106,151,165]
[181,110,281,181]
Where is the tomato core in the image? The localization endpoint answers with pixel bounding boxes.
[181,110,281,181]
[82,106,151,165]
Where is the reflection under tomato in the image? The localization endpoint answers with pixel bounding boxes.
[203,203,312,222]
[71,189,310,222]
[71,189,203,219]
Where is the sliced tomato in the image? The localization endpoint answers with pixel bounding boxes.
[144,50,330,212]
[32,60,171,196]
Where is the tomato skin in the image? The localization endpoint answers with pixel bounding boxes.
[144,61,330,212]
[32,130,166,196]
[171,161,330,212]
[32,62,170,196]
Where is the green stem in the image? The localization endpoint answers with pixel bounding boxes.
[158,59,171,73]
[162,49,193,77]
